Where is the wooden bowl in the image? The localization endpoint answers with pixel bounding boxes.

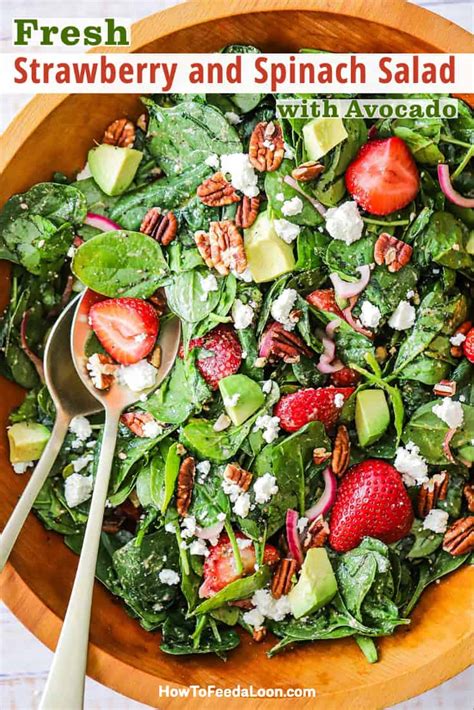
[0,1,472,707]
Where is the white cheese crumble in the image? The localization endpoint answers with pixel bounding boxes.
[297,516,308,535]
[224,111,241,125]
[220,153,259,198]
[12,461,33,474]
[394,442,428,486]
[422,509,449,534]
[237,537,253,550]
[325,201,364,244]
[189,539,209,557]
[232,298,254,330]
[232,267,253,283]
[164,522,177,534]
[181,516,197,539]
[334,393,345,409]
[204,153,220,169]
[254,415,281,444]
[224,393,240,408]
[69,415,92,441]
[142,420,163,438]
[72,454,93,473]
[261,380,273,394]
[281,196,303,217]
[273,218,300,244]
[200,273,219,300]
[158,569,180,585]
[432,397,464,430]
[270,288,298,331]
[388,300,416,330]
[64,473,93,508]
[359,301,382,329]
[243,589,291,629]
[196,460,211,479]
[233,492,251,518]
[120,360,157,392]
[450,332,466,346]
[253,473,279,504]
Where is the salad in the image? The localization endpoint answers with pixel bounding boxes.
[1,44,473,663]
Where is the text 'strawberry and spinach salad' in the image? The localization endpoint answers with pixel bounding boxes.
[1,44,473,662]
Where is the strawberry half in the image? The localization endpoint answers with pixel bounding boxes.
[274,386,355,433]
[329,459,414,552]
[199,532,280,598]
[89,297,159,365]
[330,367,361,387]
[462,327,474,363]
[306,289,344,318]
[345,137,420,215]
[185,324,242,390]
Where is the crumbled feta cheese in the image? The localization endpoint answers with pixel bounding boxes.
[189,539,209,557]
[181,516,197,539]
[12,461,33,474]
[281,196,303,217]
[423,509,449,534]
[69,416,92,441]
[359,301,382,329]
[237,537,253,550]
[233,492,251,518]
[284,142,294,160]
[196,460,211,478]
[254,415,281,444]
[64,473,93,508]
[200,273,219,301]
[120,360,157,392]
[406,289,415,300]
[247,589,291,625]
[432,397,464,430]
[220,153,259,197]
[275,192,285,201]
[297,516,308,535]
[158,569,180,585]
[217,512,227,522]
[142,420,162,438]
[76,162,92,180]
[224,111,241,125]
[450,332,466,347]
[224,393,240,408]
[253,473,279,504]
[242,607,265,630]
[325,201,364,244]
[334,393,345,409]
[204,153,220,169]
[388,301,416,330]
[262,380,273,395]
[213,413,232,432]
[232,267,253,283]
[274,218,300,244]
[165,522,177,534]
[232,298,254,330]
[72,454,93,473]
[271,288,298,331]
[394,442,428,486]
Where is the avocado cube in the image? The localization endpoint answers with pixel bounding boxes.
[8,421,51,463]
[302,117,348,161]
[355,389,391,448]
[88,143,143,196]
[244,211,295,283]
[219,374,265,426]
[289,548,337,619]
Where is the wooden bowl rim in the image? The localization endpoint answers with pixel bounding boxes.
[1,1,473,707]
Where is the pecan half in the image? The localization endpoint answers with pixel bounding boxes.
[417,471,449,518]
[224,463,253,492]
[463,484,474,513]
[86,353,116,390]
[136,113,148,132]
[303,516,330,551]
[291,161,324,182]
[252,627,267,643]
[331,425,350,478]
[148,344,162,369]
[271,558,298,599]
[313,447,331,466]
[148,289,167,317]
[261,322,313,364]
[140,208,177,246]
[236,195,261,229]
[103,118,135,148]
[249,121,285,172]
[443,516,474,556]
[194,230,214,269]
[176,456,195,517]
[197,172,240,207]
[208,220,247,275]
[374,233,413,272]
[433,380,457,397]
[120,411,158,437]
[450,321,472,358]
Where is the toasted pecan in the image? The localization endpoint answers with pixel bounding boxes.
[176,457,195,517]
[249,121,285,172]
[103,118,135,148]
[443,516,474,556]
[197,172,240,207]
[224,463,253,492]
[235,195,261,229]
[313,447,332,466]
[374,233,413,272]
[417,471,449,518]
[148,344,162,369]
[464,484,474,513]
[194,230,214,269]
[204,220,247,275]
[86,353,116,390]
[331,425,350,478]
[261,322,313,364]
[433,380,457,397]
[303,516,330,551]
[148,289,167,317]
[252,627,267,642]
[271,558,298,599]
[291,161,324,182]
[140,208,177,246]
[120,411,158,438]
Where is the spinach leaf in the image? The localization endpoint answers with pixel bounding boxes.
[192,566,271,615]
[356,265,418,322]
[72,177,118,216]
[161,611,240,656]
[2,216,74,277]
[324,235,375,279]
[143,356,210,424]
[72,231,168,298]
[403,549,470,616]
[180,413,259,463]
[402,401,474,465]
[414,211,473,274]
[406,520,443,559]
[0,182,86,231]
[188,465,230,527]
[165,270,232,323]
[265,160,324,226]
[313,309,374,368]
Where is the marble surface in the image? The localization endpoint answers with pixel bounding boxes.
[0,0,472,708]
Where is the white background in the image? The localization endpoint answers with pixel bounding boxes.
[0,1,473,708]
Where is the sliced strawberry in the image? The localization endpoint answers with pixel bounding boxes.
[274,386,355,433]
[199,532,280,598]
[329,459,414,552]
[462,327,474,363]
[185,324,242,390]
[345,137,420,215]
[306,289,344,318]
[89,297,159,365]
[330,367,361,387]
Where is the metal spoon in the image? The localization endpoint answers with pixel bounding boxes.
[0,295,101,571]
[40,288,180,710]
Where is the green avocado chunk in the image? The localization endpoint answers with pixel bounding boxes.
[219,374,265,426]
[8,421,51,463]
[88,144,143,196]
[288,548,338,619]
[302,117,348,161]
[244,211,295,283]
[355,389,390,447]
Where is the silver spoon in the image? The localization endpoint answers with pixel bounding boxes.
[0,295,101,571]
[40,288,180,710]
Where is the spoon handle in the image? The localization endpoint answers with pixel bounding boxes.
[0,411,71,572]
[39,411,120,710]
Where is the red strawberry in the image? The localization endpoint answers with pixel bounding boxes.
[199,533,280,598]
[306,289,344,318]
[329,459,414,552]
[345,137,420,215]
[274,386,355,433]
[185,324,242,389]
[330,367,361,387]
[462,327,474,363]
[89,298,159,365]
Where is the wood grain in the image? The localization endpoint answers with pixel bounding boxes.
[0,1,473,708]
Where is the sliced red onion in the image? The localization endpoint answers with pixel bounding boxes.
[283,175,327,216]
[305,467,337,521]
[321,335,336,362]
[85,212,122,232]
[342,304,373,339]
[286,509,304,566]
[317,355,344,373]
[330,265,371,300]
[196,521,225,541]
[438,164,474,209]
[20,311,45,382]
[326,319,341,339]
[259,323,275,359]
[442,428,457,464]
